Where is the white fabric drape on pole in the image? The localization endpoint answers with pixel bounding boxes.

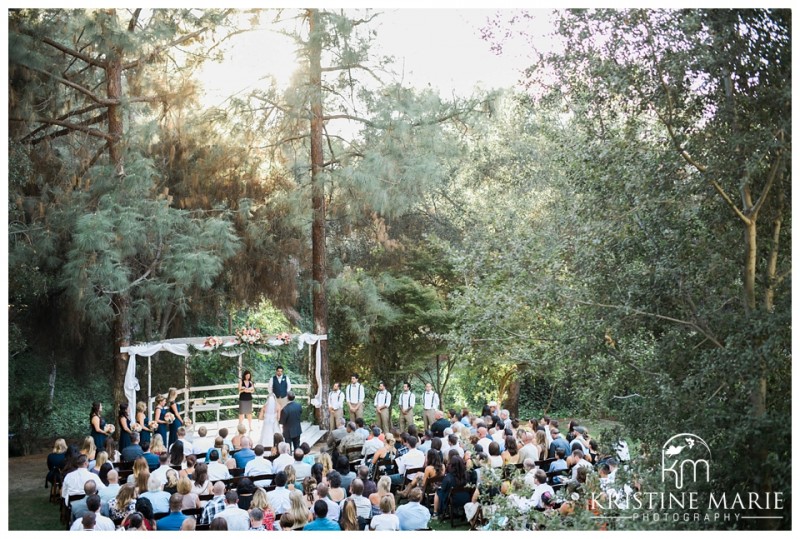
[294,333,328,408]
[123,356,141,422]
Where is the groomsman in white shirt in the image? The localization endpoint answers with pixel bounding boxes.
[398,382,416,433]
[345,374,365,421]
[421,383,440,431]
[328,382,345,431]
[374,382,392,433]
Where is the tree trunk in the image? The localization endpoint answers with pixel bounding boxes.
[743,220,758,313]
[106,31,128,412]
[112,292,132,414]
[106,51,125,176]
[48,358,57,409]
[308,9,330,432]
[764,185,784,312]
[502,364,524,418]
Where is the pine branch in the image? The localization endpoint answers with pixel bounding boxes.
[123,27,208,71]
[101,241,164,295]
[24,64,112,105]
[15,115,113,142]
[322,113,376,127]
[346,12,381,26]
[20,102,107,142]
[321,152,364,168]
[75,141,111,183]
[261,133,310,149]
[35,34,106,68]
[128,8,142,32]
[321,63,384,84]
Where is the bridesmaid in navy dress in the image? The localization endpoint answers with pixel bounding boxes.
[118,402,133,451]
[89,401,107,452]
[136,401,152,445]
[167,387,184,446]
[155,394,169,447]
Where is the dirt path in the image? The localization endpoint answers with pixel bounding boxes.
[9,452,47,496]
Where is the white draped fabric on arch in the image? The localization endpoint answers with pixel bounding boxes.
[120,333,327,420]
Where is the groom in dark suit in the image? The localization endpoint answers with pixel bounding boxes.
[280,391,303,450]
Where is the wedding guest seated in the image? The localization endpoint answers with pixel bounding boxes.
[245,444,273,487]
[266,471,293,514]
[199,481,226,525]
[149,452,173,486]
[315,482,340,522]
[141,440,160,468]
[216,490,250,530]
[46,438,68,488]
[70,479,98,523]
[98,469,121,516]
[155,493,188,531]
[291,448,312,481]
[354,465,374,498]
[234,436,256,469]
[193,426,213,454]
[69,495,115,531]
[326,470,346,503]
[207,450,231,481]
[215,427,232,450]
[177,476,201,509]
[62,455,96,502]
[232,424,247,450]
[339,478,372,521]
[121,431,144,463]
[107,483,138,521]
[303,500,341,530]
[272,442,294,472]
[368,495,400,531]
[140,475,171,514]
[396,487,431,530]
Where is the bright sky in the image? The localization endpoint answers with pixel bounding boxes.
[198,8,555,108]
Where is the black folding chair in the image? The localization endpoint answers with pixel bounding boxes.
[448,485,476,528]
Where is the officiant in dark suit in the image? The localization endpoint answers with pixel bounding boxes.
[280,391,303,450]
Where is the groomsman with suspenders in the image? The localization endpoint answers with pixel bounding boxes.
[345,374,365,421]
[422,383,440,431]
[398,382,415,433]
[374,382,392,433]
[270,365,291,409]
[327,382,345,431]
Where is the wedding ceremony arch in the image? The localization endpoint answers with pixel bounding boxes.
[120,333,328,423]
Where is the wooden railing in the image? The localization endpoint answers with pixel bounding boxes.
[164,383,311,423]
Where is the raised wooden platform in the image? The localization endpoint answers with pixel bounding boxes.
[184,418,327,449]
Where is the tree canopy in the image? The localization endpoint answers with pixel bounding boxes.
[7,8,790,530]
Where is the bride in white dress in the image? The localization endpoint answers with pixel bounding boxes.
[258,392,280,448]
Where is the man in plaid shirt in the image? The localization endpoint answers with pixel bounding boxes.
[396,433,410,458]
[199,481,226,525]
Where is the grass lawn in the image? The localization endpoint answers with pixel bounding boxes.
[9,453,63,530]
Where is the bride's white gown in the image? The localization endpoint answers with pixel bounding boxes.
[258,395,279,448]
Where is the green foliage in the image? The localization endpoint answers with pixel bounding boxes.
[9,349,113,454]
[7,11,791,531]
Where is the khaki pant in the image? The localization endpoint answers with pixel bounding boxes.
[276,397,289,410]
[399,409,415,433]
[348,402,363,421]
[329,408,344,431]
[423,409,436,431]
[376,407,391,433]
